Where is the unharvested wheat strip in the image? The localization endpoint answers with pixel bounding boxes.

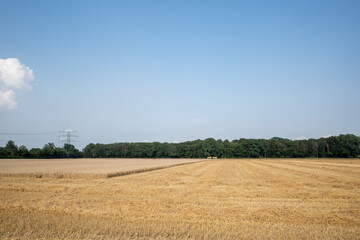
[0,158,206,175]
[112,160,213,184]
[106,161,205,178]
[0,159,207,179]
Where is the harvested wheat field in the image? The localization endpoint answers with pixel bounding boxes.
[0,158,204,178]
[0,159,360,239]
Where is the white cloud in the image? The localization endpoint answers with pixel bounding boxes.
[0,58,34,109]
[295,136,307,140]
[0,89,17,109]
[322,134,332,138]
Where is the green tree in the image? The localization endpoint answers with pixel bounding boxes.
[202,138,217,157]
[168,144,179,158]
[29,148,41,158]
[0,147,7,158]
[83,143,95,157]
[18,145,30,158]
[64,144,83,158]
[40,143,56,158]
[5,140,18,158]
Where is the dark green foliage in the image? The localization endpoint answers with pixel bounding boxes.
[82,134,360,159]
[0,147,8,158]
[64,144,83,158]
[18,145,31,158]
[5,140,18,158]
[29,148,42,158]
[0,141,82,159]
[1,134,359,159]
[202,138,217,157]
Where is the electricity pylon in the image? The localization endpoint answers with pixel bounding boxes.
[59,126,78,147]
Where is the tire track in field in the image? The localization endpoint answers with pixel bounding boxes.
[283,160,360,178]
[243,160,301,186]
[227,160,257,182]
[233,160,360,204]
[294,159,360,168]
[263,160,360,182]
[227,160,309,199]
[251,160,360,200]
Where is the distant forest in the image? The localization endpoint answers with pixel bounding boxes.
[1,134,359,159]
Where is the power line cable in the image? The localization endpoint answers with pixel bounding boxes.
[0,132,58,136]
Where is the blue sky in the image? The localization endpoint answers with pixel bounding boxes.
[0,0,359,149]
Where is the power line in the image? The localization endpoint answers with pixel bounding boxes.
[0,138,57,143]
[0,132,58,135]
[0,128,79,147]
[0,133,60,147]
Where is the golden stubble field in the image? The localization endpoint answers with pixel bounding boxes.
[0,158,359,239]
[0,158,204,178]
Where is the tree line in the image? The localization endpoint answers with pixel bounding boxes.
[83,134,360,158]
[1,134,359,159]
[0,141,82,159]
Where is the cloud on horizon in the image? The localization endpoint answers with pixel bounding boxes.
[294,136,308,140]
[322,134,332,138]
[0,58,34,109]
